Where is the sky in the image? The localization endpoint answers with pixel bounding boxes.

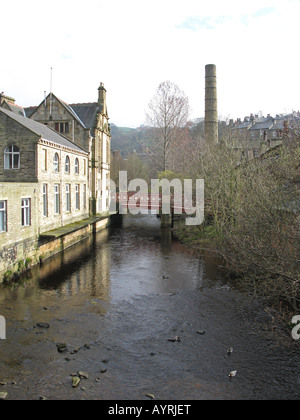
[1,0,300,127]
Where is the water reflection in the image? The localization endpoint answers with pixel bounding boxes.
[0,214,299,400]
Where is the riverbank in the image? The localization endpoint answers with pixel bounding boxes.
[1,213,119,285]
[174,225,299,331]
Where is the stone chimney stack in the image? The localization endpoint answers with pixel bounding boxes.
[98,82,107,115]
[205,64,218,144]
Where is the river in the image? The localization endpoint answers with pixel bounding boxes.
[0,214,299,400]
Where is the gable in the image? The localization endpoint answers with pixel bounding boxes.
[28,93,87,129]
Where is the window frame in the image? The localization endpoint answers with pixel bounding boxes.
[43,184,48,217]
[54,184,60,215]
[53,153,60,172]
[21,198,31,227]
[66,184,71,212]
[65,155,70,173]
[0,200,7,232]
[75,158,79,175]
[83,184,87,210]
[75,184,80,210]
[4,145,20,170]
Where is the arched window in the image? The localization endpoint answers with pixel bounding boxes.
[4,145,20,169]
[53,153,59,172]
[75,158,79,174]
[65,156,70,173]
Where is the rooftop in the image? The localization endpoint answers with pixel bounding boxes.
[0,107,88,154]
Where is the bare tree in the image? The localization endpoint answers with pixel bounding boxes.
[146,81,190,172]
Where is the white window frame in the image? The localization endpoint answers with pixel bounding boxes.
[66,184,71,212]
[75,158,79,175]
[54,184,60,215]
[53,153,60,172]
[0,200,7,232]
[65,155,70,173]
[4,145,20,170]
[83,184,87,210]
[21,198,31,227]
[75,184,80,210]
[43,184,48,217]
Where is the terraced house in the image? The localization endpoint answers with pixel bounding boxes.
[0,84,112,280]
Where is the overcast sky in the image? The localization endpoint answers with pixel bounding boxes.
[2,0,300,127]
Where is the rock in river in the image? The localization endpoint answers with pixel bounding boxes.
[0,392,8,400]
[36,322,50,329]
[72,377,81,388]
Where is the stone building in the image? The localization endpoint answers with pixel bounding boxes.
[0,93,25,117]
[25,83,111,215]
[0,107,91,277]
[228,112,300,161]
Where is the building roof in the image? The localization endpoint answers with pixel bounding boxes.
[231,121,253,130]
[1,101,25,117]
[0,107,88,155]
[69,103,99,129]
[249,119,274,131]
[24,106,38,118]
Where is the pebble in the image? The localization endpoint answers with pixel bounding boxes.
[56,343,68,353]
[168,336,181,342]
[145,393,155,400]
[0,392,8,400]
[78,372,89,380]
[72,376,81,388]
[36,322,50,329]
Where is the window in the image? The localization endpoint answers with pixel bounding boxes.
[83,184,87,210]
[65,156,70,173]
[55,122,69,133]
[75,158,79,174]
[43,184,48,217]
[0,201,7,232]
[75,184,80,210]
[53,153,59,172]
[54,184,60,214]
[42,149,47,171]
[21,199,31,227]
[4,145,20,169]
[66,184,71,212]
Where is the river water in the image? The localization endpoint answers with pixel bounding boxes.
[0,214,299,400]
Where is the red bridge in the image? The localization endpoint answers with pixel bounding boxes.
[111,192,199,213]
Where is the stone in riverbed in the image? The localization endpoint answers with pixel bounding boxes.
[78,371,89,379]
[72,377,81,388]
[56,343,68,353]
[36,322,50,329]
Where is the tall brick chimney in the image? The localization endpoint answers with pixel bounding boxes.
[205,64,218,144]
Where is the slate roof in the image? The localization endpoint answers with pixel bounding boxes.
[24,106,37,118]
[249,118,274,131]
[1,101,25,117]
[69,103,99,129]
[0,107,88,154]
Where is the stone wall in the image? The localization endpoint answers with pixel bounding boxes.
[0,182,39,277]
[0,112,39,182]
[31,95,90,152]
[37,141,90,234]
